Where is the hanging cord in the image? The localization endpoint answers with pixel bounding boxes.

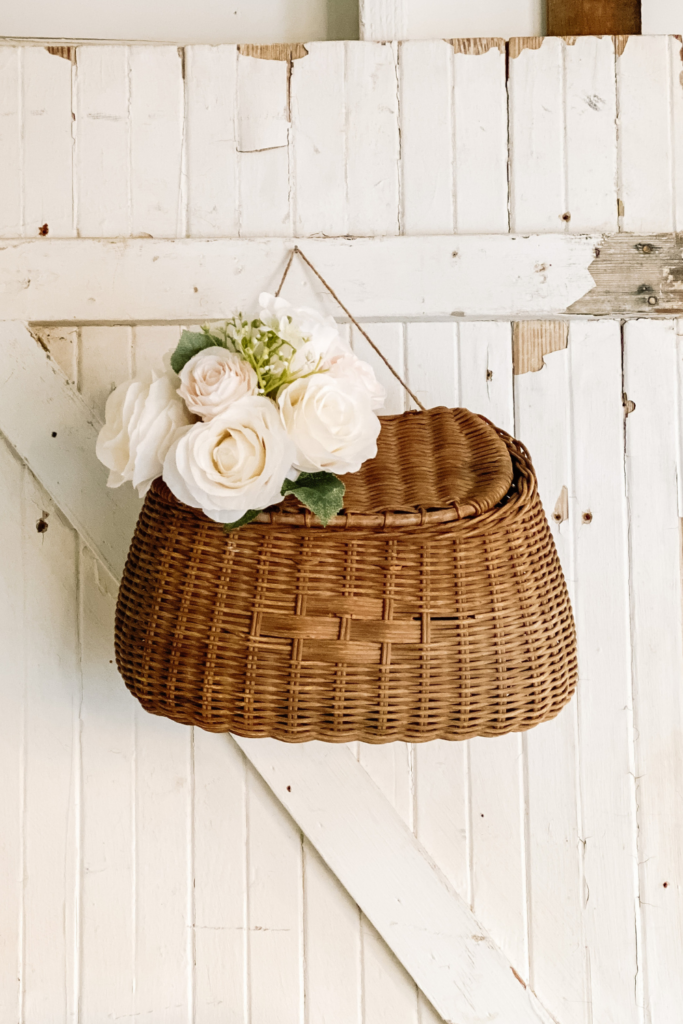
[275,246,426,413]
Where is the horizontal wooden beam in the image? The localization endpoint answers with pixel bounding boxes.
[547,0,641,36]
[1,234,681,323]
[0,318,552,1024]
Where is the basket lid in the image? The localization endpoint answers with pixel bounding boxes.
[334,406,514,518]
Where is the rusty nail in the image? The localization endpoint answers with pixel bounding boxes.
[641,243,653,254]
[648,295,658,305]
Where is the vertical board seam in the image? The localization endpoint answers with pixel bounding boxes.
[621,321,647,1024]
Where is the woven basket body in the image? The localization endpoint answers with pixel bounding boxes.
[115,408,577,742]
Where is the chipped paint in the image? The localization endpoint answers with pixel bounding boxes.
[508,37,545,59]
[448,38,505,56]
[45,45,76,62]
[552,486,569,524]
[238,43,308,62]
[513,321,568,374]
[615,35,630,58]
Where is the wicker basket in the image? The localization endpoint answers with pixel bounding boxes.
[115,406,577,742]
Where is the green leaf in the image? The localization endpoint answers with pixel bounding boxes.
[222,509,261,533]
[281,472,345,527]
[171,331,225,374]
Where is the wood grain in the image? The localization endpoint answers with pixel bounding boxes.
[547,0,641,36]
[513,322,569,374]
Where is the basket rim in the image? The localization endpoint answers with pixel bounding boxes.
[150,424,536,531]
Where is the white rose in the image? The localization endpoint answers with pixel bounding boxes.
[259,292,340,355]
[279,374,381,475]
[178,346,258,420]
[328,351,386,410]
[96,371,194,497]
[162,395,295,523]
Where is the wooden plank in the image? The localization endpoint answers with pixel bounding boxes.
[399,40,454,235]
[548,0,641,34]
[247,770,304,1024]
[133,713,192,1023]
[23,47,74,239]
[303,841,362,1024]
[21,470,80,1024]
[0,234,603,322]
[670,36,683,235]
[624,319,683,1023]
[75,46,131,238]
[346,42,400,236]
[564,36,618,234]
[79,325,132,420]
[359,0,406,41]
[193,734,248,1023]
[185,45,239,238]
[514,340,588,1024]
[79,546,136,1022]
[617,36,675,233]
[0,48,21,237]
[568,320,640,1024]
[0,321,141,581]
[290,41,347,237]
[0,437,25,1024]
[456,322,527,979]
[452,41,508,233]
[235,738,548,1024]
[236,51,291,237]
[129,47,184,238]
[509,37,566,233]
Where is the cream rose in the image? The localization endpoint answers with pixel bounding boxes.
[96,371,194,497]
[278,374,381,475]
[178,346,258,420]
[328,351,386,410]
[162,395,295,523]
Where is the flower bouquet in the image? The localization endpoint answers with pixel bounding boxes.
[96,294,385,528]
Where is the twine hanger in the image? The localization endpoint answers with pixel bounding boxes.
[275,246,426,413]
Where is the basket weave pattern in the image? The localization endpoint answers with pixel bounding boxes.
[115,412,577,742]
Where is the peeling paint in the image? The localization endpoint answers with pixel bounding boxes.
[508,37,545,60]
[448,38,505,56]
[238,43,308,62]
[552,486,569,524]
[615,36,630,58]
[45,45,76,63]
[513,321,568,375]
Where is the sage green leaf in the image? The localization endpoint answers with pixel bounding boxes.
[222,509,261,533]
[171,331,225,374]
[281,472,345,527]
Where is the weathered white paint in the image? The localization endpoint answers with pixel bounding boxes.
[0,235,600,322]
[624,320,683,1024]
[234,739,544,1024]
[359,0,406,41]
[0,321,140,579]
[4,36,683,1024]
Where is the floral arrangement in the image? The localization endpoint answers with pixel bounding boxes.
[96,294,385,528]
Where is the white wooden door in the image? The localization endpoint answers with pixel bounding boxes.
[1,38,683,1024]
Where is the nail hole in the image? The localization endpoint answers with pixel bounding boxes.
[664,881,669,888]
[593,247,601,258]
[552,512,562,522]
[193,286,198,293]
[286,785,291,792]
[451,251,458,258]
[36,519,49,534]
[486,369,493,381]
[51,431,57,438]
[562,212,571,222]
[480,813,484,817]
[582,511,593,524]
[38,223,49,236]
